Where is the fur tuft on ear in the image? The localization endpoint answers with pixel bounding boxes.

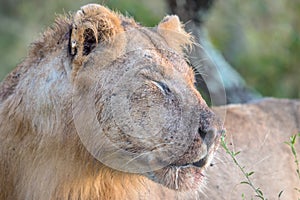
[157,15,193,53]
[70,4,123,78]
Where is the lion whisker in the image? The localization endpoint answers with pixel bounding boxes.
[121,151,154,168]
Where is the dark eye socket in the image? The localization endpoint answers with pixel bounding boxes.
[154,81,171,95]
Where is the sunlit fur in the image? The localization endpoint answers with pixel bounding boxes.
[0,4,220,200]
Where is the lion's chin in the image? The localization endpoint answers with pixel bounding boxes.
[145,163,207,192]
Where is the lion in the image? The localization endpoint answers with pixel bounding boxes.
[208,98,300,200]
[0,4,223,200]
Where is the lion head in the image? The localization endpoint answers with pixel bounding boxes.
[69,4,222,191]
[0,4,222,199]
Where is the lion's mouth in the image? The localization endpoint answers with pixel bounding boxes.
[145,153,213,192]
[143,127,221,192]
[181,155,207,168]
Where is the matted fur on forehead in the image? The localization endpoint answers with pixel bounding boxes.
[1,5,193,104]
[29,15,72,59]
[28,6,125,59]
[1,5,194,103]
[28,5,192,61]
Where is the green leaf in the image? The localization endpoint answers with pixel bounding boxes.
[255,195,264,200]
[284,141,291,146]
[294,187,300,193]
[241,193,245,199]
[291,135,296,144]
[278,190,284,198]
[256,188,263,196]
[247,171,255,177]
[240,181,250,185]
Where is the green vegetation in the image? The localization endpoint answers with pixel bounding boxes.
[221,132,300,199]
[220,134,267,200]
[285,133,300,197]
[207,1,300,99]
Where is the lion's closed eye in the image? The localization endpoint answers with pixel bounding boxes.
[151,81,171,95]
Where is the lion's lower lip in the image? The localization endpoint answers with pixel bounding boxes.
[170,164,205,190]
[146,157,209,191]
[176,156,207,168]
[192,157,207,168]
[178,164,205,175]
[177,163,206,175]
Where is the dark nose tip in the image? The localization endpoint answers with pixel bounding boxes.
[198,128,218,146]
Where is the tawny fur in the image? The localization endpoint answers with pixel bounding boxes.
[0,4,219,200]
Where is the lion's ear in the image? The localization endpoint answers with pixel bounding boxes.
[157,15,192,53]
[69,4,122,76]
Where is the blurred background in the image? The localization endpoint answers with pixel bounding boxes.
[0,0,299,100]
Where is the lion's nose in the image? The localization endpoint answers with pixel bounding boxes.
[198,128,218,147]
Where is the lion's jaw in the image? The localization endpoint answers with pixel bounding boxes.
[144,126,220,191]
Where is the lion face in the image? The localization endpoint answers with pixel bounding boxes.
[70,4,222,192]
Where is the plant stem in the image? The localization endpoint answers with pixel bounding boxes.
[220,134,266,200]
